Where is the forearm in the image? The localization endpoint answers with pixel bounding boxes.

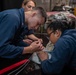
[0,45,23,58]
[28,34,39,41]
[22,46,33,54]
[17,40,29,47]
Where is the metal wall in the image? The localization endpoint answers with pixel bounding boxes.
[34,0,70,11]
[34,0,51,11]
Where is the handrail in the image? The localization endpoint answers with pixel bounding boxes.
[0,59,29,75]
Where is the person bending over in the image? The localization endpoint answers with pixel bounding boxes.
[0,7,47,69]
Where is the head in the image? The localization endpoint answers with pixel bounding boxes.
[22,0,36,11]
[25,7,47,30]
[46,12,76,44]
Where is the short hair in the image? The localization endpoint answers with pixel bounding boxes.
[47,12,76,32]
[23,0,36,6]
[32,7,47,23]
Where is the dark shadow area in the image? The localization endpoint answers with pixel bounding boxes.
[0,0,23,11]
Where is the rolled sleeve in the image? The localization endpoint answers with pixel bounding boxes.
[27,29,34,35]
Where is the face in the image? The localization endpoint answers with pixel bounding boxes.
[47,28,61,44]
[22,1,35,11]
[28,15,45,30]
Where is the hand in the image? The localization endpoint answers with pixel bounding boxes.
[23,39,33,44]
[37,51,48,61]
[30,41,44,52]
[38,43,44,50]
[37,38,43,43]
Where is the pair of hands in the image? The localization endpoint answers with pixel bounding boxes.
[23,38,48,61]
[23,38,43,45]
[30,41,44,52]
[30,40,48,61]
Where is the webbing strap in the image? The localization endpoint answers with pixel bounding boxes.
[0,59,29,75]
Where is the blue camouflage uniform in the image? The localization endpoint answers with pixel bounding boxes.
[41,29,76,74]
[0,8,33,58]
